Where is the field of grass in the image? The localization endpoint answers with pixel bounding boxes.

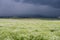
[0,18,60,40]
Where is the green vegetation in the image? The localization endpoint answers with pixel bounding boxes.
[0,18,60,40]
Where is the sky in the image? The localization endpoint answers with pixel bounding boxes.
[0,0,60,17]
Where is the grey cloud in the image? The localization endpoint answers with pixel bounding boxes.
[0,0,60,18]
[24,0,60,8]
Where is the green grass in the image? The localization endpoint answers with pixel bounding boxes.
[0,18,60,40]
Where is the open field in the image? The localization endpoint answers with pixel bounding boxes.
[0,18,60,40]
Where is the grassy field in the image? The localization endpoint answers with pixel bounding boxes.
[0,18,60,40]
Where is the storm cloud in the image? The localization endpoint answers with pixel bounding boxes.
[24,0,60,8]
[0,0,60,17]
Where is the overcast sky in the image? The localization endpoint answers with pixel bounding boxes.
[0,0,60,17]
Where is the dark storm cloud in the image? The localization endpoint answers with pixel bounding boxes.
[24,0,60,8]
[0,0,60,17]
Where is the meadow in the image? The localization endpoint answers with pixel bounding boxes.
[0,18,60,40]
